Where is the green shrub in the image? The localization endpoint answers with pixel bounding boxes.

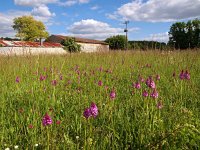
[105,35,126,50]
[61,37,81,53]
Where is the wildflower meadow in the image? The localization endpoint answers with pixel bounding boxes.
[0,50,200,149]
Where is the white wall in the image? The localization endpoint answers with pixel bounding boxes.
[78,43,109,53]
[0,47,67,56]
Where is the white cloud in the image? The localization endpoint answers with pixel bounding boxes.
[0,8,56,38]
[0,11,30,37]
[31,5,55,17]
[106,13,120,20]
[14,0,90,7]
[91,5,99,10]
[58,0,90,6]
[110,0,200,22]
[144,32,169,43]
[14,0,58,7]
[68,19,139,40]
[58,0,77,6]
[79,0,90,3]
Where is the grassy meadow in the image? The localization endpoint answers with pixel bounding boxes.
[0,50,200,149]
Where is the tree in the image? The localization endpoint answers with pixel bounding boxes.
[105,35,126,50]
[168,22,187,49]
[168,19,200,49]
[192,19,200,48]
[61,38,81,53]
[12,16,49,41]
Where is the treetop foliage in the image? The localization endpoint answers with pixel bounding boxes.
[12,16,49,41]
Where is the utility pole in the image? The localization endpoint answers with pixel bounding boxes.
[124,21,129,50]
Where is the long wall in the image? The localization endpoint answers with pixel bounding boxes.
[0,47,67,56]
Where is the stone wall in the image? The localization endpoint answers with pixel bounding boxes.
[0,47,67,56]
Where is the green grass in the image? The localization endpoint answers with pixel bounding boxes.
[0,50,200,149]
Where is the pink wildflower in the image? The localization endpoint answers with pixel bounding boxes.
[42,113,53,126]
[16,76,20,83]
[83,108,92,119]
[179,70,185,80]
[145,76,152,87]
[60,75,63,80]
[40,75,46,81]
[156,75,160,80]
[51,80,57,86]
[184,70,190,80]
[56,120,61,125]
[110,90,116,99]
[149,80,156,89]
[90,102,98,118]
[28,124,34,129]
[83,102,99,119]
[150,89,159,99]
[142,90,148,97]
[138,75,145,82]
[98,80,103,86]
[157,101,163,109]
[134,82,141,89]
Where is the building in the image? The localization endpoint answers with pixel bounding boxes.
[0,40,66,55]
[46,35,109,53]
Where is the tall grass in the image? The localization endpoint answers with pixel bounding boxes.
[0,50,200,149]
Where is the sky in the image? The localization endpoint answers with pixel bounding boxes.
[0,0,200,43]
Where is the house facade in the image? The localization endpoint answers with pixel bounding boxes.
[46,35,109,53]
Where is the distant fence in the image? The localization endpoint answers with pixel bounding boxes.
[0,47,67,56]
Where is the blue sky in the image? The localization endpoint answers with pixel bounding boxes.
[0,0,200,42]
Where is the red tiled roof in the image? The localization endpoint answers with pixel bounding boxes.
[0,40,62,47]
[54,35,108,45]
[0,40,9,46]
